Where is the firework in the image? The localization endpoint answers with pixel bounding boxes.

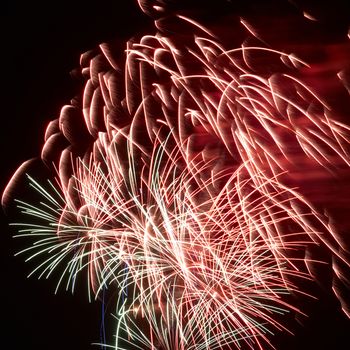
[12,131,319,349]
[3,1,350,349]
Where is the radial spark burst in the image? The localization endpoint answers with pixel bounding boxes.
[13,131,319,349]
[3,1,350,349]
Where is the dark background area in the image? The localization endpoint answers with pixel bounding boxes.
[1,1,349,349]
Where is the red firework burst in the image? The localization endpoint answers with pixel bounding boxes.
[3,1,350,349]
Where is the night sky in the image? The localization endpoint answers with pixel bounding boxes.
[1,1,349,349]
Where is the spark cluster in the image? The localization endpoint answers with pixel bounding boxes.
[4,3,350,350]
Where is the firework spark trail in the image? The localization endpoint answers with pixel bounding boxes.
[10,128,349,349]
[3,1,350,349]
[12,131,322,349]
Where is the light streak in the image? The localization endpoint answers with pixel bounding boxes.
[11,129,345,349]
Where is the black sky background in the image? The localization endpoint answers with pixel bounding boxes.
[1,1,349,349]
